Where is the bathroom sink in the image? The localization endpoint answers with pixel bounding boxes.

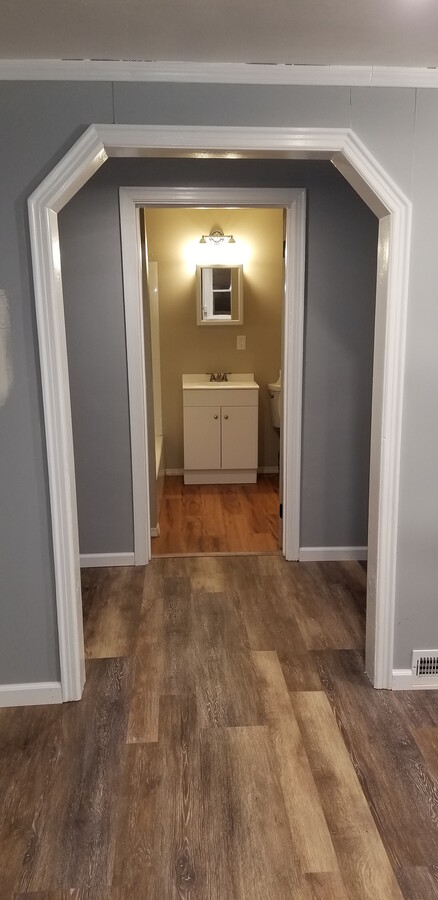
[183,373,258,389]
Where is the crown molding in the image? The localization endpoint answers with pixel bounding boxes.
[1,58,438,87]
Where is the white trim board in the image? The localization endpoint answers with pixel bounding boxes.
[80,552,135,568]
[300,547,368,562]
[2,59,438,88]
[0,682,62,708]
[392,669,438,691]
[28,124,411,699]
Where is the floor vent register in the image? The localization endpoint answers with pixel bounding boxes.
[412,650,438,685]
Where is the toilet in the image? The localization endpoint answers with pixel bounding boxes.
[268,372,281,431]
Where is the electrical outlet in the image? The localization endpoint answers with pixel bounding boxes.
[237,335,246,350]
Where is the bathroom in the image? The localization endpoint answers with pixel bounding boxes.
[143,205,285,555]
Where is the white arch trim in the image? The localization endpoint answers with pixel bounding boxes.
[28,124,411,700]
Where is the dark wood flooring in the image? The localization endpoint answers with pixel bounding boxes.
[151,474,279,555]
[1,556,438,897]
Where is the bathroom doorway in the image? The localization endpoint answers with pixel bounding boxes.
[119,186,305,563]
[140,205,285,557]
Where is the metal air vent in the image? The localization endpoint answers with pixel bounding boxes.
[412,650,438,684]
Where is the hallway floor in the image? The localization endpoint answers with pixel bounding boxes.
[1,556,438,898]
[151,474,279,555]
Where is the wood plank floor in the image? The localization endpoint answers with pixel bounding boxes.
[2,556,438,897]
[151,474,279,555]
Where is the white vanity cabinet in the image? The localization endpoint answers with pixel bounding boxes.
[182,375,259,484]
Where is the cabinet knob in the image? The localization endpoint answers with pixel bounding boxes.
[214,414,218,420]
[224,414,229,420]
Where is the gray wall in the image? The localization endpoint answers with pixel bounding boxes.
[59,180,134,555]
[0,78,435,681]
[58,158,377,554]
[0,81,115,684]
[301,175,378,546]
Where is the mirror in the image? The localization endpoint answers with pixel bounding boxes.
[196,265,243,325]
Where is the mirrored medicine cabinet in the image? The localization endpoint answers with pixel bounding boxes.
[196,264,243,326]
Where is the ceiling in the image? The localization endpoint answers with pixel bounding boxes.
[1,0,438,68]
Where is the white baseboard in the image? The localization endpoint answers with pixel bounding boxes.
[392,668,438,690]
[299,546,368,562]
[165,468,184,476]
[0,681,62,707]
[80,552,135,568]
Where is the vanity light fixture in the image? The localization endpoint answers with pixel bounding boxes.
[199,228,236,245]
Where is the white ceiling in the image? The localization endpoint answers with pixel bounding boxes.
[1,0,438,68]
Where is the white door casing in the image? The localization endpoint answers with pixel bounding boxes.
[120,185,305,564]
[28,124,411,700]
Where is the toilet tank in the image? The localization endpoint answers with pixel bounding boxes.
[268,382,281,429]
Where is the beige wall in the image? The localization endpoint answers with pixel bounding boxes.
[144,207,284,471]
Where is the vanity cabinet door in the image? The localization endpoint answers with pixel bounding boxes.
[221,405,258,470]
[183,405,221,470]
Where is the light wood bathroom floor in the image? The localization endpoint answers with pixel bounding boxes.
[151,474,279,555]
